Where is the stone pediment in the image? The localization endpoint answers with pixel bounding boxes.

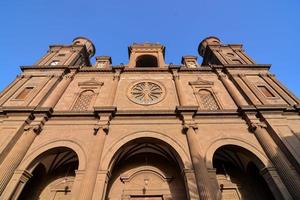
[189,77,214,86]
[78,78,103,86]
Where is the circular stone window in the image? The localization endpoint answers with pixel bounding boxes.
[128,80,165,105]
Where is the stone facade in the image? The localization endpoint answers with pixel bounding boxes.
[0,36,300,200]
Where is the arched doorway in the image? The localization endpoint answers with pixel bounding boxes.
[106,138,188,200]
[17,147,79,200]
[213,145,275,200]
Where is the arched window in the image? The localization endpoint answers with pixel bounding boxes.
[197,89,219,110]
[72,90,95,111]
[136,55,158,67]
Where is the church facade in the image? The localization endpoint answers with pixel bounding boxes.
[0,36,300,200]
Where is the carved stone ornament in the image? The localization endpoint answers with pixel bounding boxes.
[127,80,165,105]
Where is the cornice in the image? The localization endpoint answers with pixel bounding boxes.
[115,109,176,116]
[222,64,271,70]
[1,106,35,113]
[94,106,117,113]
[21,65,71,70]
[195,109,238,116]
[52,111,96,117]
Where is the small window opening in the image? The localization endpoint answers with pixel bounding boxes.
[231,59,242,64]
[50,60,60,66]
[257,85,275,97]
[136,55,158,67]
[15,87,34,100]
[57,54,66,57]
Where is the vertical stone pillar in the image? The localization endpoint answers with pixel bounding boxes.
[250,122,300,199]
[217,72,245,107]
[260,167,293,200]
[92,170,110,200]
[182,168,200,200]
[0,124,41,195]
[107,68,122,106]
[76,125,107,200]
[42,72,74,108]
[172,69,187,106]
[185,125,216,200]
[1,170,33,200]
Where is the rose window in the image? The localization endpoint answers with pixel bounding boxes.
[128,81,165,105]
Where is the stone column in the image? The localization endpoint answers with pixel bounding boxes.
[1,170,32,200]
[185,125,216,200]
[42,72,74,108]
[106,69,122,106]
[0,124,41,195]
[172,69,187,106]
[182,168,200,200]
[76,125,107,200]
[250,122,300,199]
[260,167,293,200]
[92,170,110,200]
[218,72,245,107]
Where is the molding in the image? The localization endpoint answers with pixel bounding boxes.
[1,106,35,113]
[20,65,73,71]
[195,109,238,115]
[94,106,117,113]
[116,110,176,116]
[78,78,103,87]
[222,64,271,69]
[189,77,214,86]
[176,106,198,113]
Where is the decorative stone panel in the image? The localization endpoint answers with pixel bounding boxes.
[127,80,166,106]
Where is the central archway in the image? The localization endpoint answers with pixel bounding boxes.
[105,137,188,200]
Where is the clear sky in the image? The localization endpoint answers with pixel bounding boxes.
[0,0,299,96]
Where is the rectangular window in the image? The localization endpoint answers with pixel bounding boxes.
[257,85,275,97]
[15,87,34,100]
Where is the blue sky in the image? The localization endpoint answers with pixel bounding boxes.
[0,0,299,96]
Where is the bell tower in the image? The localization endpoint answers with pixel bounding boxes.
[35,37,95,67]
[198,36,255,65]
[128,43,166,68]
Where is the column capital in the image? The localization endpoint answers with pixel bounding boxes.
[63,73,75,80]
[23,124,42,134]
[172,69,180,79]
[249,122,267,132]
[94,122,109,135]
[183,122,198,131]
[113,70,122,81]
[258,73,269,77]
[217,71,228,79]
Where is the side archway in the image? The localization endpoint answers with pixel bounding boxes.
[205,138,271,169]
[19,139,87,171]
[16,146,80,200]
[206,140,276,200]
